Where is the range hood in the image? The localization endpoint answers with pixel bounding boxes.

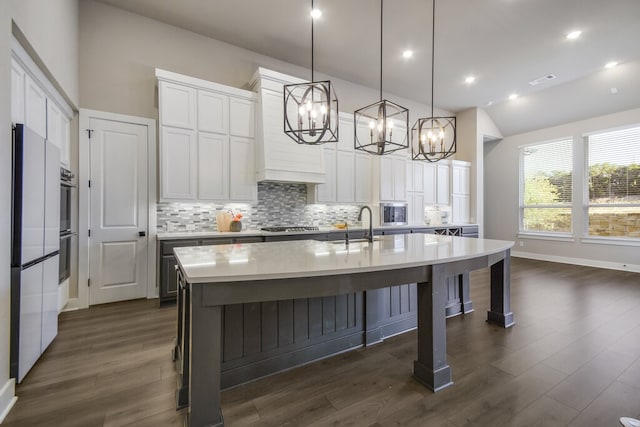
[249,68,326,184]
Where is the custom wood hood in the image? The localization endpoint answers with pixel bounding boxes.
[249,67,326,184]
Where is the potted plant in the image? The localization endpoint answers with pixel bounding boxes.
[230,212,243,232]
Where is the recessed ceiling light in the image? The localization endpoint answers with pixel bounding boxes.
[605,61,618,69]
[566,30,582,40]
[402,50,414,59]
[508,93,518,100]
[486,101,493,107]
[310,8,322,19]
[464,76,476,84]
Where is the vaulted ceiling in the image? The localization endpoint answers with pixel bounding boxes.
[94,0,640,136]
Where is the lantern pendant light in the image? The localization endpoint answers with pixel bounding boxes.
[354,0,409,155]
[411,0,456,162]
[283,0,338,145]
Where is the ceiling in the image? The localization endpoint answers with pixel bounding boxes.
[94,0,640,136]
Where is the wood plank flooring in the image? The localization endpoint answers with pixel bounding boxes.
[3,258,640,426]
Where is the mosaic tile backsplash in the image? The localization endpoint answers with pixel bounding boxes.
[157,182,364,232]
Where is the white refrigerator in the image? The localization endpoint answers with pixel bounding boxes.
[10,124,60,383]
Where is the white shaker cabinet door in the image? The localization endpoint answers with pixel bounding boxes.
[46,100,62,151]
[452,194,470,224]
[229,98,255,138]
[60,116,71,168]
[197,132,229,200]
[198,90,228,134]
[379,156,394,201]
[336,150,355,203]
[160,127,197,200]
[41,254,59,353]
[393,157,407,202]
[409,192,425,225]
[436,163,450,205]
[354,153,372,204]
[229,136,257,202]
[160,82,196,130]
[316,149,336,203]
[25,74,47,139]
[11,58,26,124]
[423,163,437,205]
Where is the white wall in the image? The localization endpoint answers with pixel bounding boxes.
[11,0,79,107]
[0,0,15,421]
[485,107,640,270]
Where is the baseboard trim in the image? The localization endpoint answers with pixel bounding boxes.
[61,297,84,312]
[0,378,17,424]
[511,251,640,273]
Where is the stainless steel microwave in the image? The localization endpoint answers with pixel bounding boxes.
[380,203,408,226]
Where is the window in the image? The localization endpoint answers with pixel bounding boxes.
[520,138,573,233]
[586,125,640,239]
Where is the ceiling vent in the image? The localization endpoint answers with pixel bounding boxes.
[528,74,557,86]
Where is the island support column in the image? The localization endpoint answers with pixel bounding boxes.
[413,264,453,391]
[189,284,224,427]
[487,249,515,328]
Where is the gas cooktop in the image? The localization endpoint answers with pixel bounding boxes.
[261,226,320,233]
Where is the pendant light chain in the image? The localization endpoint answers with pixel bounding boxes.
[379,0,383,101]
[430,0,435,118]
[311,0,315,82]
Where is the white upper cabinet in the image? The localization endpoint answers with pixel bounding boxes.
[230,98,255,138]
[60,117,71,168]
[376,155,407,202]
[11,59,25,124]
[160,127,197,200]
[436,162,450,205]
[25,74,47,139]
[157,69,257,202]
[354,153,372,203]
[336,150,355,203]
[198,90,228,134]
[197,132,229,200]
[47,101,62,148]
[423,163,437,205]
[451,160,471,224]
[160,81,196,129]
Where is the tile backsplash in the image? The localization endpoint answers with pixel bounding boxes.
[157,182,365,232]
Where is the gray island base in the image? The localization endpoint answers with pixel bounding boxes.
[174,234,515,427]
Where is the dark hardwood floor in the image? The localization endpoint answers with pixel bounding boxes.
[4,258,640,426]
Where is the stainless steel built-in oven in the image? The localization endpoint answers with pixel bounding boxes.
[380,202,408,226]
[59,167,75,283]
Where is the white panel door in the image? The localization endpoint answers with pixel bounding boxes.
[198,90,228,134]
[161,127,197,200]
[354,153,372,203]
[11,58,25,124]
[89,118,148,305]
[229,136,257,201]
[198,132,229,200]
[423,164,437,205]
[44,142,60,255]
[18,262,43,383]
[336,150,355,203]
[20,126,46,264]
[24,75,47,138]
[160,82,196,129]
[229,98,255,138]
[316,149,336,203]
[41,254,59,352]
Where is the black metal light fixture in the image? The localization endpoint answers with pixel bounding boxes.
[411,0,456,162]
[283,0,338,145]
[354,0,409,156]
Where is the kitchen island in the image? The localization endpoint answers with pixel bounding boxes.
[174,233,514,427]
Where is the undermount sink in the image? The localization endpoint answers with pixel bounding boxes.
[329,237,380,244]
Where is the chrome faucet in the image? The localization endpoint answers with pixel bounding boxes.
[358,206,373,243]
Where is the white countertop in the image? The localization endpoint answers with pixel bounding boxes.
[174,234,513,283]
[157,224,479,240]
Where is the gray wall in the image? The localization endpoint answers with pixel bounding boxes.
[79,0,449,127]
[485,107,640,270]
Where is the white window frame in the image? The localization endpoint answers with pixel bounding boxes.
[518,137,574,238]
[582,124,640,244]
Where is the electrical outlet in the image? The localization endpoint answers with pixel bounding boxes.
[186,224,195,231]
[519,241,524,247]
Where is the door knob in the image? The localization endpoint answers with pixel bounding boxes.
[139,231,146,237]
